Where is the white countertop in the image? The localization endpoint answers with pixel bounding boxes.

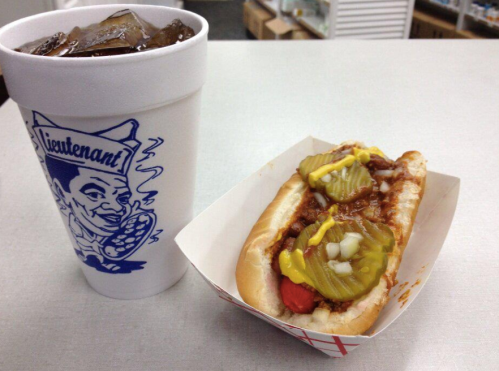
[1,41,498,371]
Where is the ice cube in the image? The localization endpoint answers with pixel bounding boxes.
[15,10,195,57]
[64,9,158,57]
[15,32,68,56]
[140,19,195,50]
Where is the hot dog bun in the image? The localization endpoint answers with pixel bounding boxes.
[236,141,426,335]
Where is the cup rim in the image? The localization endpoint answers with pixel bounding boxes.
[0,4,209,65]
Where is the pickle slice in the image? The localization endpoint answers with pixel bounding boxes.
[298,153,342,182]
[292,219,394,301]
[324,160,373,203]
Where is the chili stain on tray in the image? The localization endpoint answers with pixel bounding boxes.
[417,264,427,274]
[398,289,411,308]
[394,281,409,297]
[411,279,421,288]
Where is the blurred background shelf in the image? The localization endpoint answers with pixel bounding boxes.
[465,12,499,32]
[417,0,459,13]
[412,0,499,38]
[246,0,416,39]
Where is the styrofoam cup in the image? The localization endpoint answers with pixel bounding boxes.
[0,5,208,299]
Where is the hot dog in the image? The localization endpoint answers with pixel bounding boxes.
[236,141,426,335]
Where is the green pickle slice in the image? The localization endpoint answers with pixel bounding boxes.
[298,153,373,203]
[325,160,373,203]
[293,219,394,301]
[298,153,342,181]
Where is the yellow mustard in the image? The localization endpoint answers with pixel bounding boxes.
[308,215,335,246]
[367,146,385,158]
[308,146,385,188]
[308,155,355,188]
[353,146,385,161]
[278,206,338,287]
[307,204,338,246]
[353,149,370,164]
[279,249,315,287]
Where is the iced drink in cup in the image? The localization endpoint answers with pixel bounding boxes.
[0,5,208,299]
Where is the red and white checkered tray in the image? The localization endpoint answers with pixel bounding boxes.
[175,137,460,358]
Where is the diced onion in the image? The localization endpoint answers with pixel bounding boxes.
[341,149,352,155]
[321,173,332,183]
[313,192,328,208]
[344,232,363,241]
[380,181,390,193]
[333,261,353,275]
[327,260,339,270]
[375,170,394,177]
[331,170,338,178]
[340,236,360,259]
[326,243,340,259]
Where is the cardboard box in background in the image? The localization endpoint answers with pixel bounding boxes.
[244,1,272,39]
[263,18,314,40]
[243,1,255,28]
[291,30,314,40]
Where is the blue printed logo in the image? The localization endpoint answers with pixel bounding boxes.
[30,112,164,274]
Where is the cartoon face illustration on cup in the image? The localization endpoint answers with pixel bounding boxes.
[50,165,133,235]
[32,112,160,274]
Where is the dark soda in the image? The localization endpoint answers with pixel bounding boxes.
[15,9,195,57]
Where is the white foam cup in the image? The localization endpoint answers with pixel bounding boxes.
[0,5,208,299]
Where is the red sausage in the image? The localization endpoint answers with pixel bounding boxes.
[280,276,316,314]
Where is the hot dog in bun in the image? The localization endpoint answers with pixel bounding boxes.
[236,141,426,335]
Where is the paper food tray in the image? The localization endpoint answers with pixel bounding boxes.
[175,137,460,358]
